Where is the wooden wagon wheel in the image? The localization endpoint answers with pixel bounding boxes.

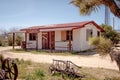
[49,64,56,75]
[2,58,18,80]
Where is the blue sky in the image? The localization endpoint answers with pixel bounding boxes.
[0,0,119,30]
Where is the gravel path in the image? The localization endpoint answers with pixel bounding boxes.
[0,46,118,70]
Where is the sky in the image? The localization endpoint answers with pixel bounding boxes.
[0,0,120,31]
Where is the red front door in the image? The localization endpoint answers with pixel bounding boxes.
[42,31,55,49]
[49,31,55,49]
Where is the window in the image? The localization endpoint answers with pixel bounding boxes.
[61,30,73,41]
[86,29,93,41]
[61,31,66,41]
[66,31,73,40]
[97,31,100,37]
[29,33,36,41]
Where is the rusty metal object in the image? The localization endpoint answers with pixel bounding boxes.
[0,58,18,80]
[49,59,84,79]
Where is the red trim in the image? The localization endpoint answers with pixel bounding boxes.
[20,21,105,32]
[73,21,105,32]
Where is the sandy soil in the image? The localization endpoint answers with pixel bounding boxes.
[0,46,118,71]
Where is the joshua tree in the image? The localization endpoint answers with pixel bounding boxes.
[89,37,120,71]
[71,0,120,18]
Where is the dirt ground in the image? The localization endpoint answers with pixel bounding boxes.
[0,46,118,71]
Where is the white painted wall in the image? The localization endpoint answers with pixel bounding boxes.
[79,23,101,51]
[38,32,42,49]
[26,23,101,51]
[72,29,81,51]
[26,32,42,49]
[26,33,36,49]
[55,41,70,51]
[55,31,61,41]
[55,31,72,51]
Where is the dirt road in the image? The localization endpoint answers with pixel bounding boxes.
[0,46,118,70]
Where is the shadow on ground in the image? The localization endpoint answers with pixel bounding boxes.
[72,49,97,56]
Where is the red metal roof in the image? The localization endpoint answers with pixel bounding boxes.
[20,21,105,32]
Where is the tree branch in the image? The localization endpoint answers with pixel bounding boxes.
[101,0,120,18]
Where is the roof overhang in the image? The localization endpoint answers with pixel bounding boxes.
[8,30,26,34]
[20,21,105,32]
[39,27,77,32]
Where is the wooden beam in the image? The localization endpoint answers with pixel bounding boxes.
[12,32,15,49]
[49,32,52,52]
[25,32,27,50]
[68,30,72,52]
[36,33,38,50]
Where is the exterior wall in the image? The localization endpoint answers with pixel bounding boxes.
[79,23,101,51]
[26,33,36,49]
[25,23,101,51]
[72,29,81,51]
[38,32,42,49]
[55,31,72,51]
[26,32,42,49]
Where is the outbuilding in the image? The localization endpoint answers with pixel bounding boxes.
[20,21,105,52]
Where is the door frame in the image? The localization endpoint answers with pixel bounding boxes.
[42,31,55,50]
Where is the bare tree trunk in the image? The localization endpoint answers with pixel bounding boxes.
[109,47,120,72]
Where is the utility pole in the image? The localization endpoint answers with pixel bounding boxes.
[113,17,115,30]
[12,32,15,49]
[105,6,110,25]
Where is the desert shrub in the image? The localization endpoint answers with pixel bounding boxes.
[8,35,13,46]
[0,37,6,46]
[25,74,35,80]
[35,69,45,80]
[104,77,120,80]
[15,34,23,46]
[89,37,100,46]
[89,37,113,56]
[0,37,3,46]
[101,24,120,44]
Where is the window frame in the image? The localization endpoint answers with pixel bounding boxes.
[97,31,100,37]
[29,33,36,41]
[66,30,73,41]
[61,30,73,41]
[86,29,93,41]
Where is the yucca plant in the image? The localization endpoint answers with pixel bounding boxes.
[89,37,113,56]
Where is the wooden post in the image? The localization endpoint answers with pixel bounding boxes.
[12,32,15,49]
[49,32,52,52]
[68,31,72,52]
[25,32,27,50]
[36,33,38,50]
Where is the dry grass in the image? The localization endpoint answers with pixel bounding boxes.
[10,48,77,56]
[15,59,120,80]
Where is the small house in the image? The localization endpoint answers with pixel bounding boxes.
[20,21,105,52]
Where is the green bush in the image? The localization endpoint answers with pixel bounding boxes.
[101,24,120,44]
[25,74,35,80]
[0,38,2,46]
[15,34,23,46]
[89,37,113,56]
[0,37,6,46]
[35,69,45,80]
[89,37,100,46]
[8,35,13,46]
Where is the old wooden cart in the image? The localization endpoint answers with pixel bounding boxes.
[0,57,18,80]
[49,59,83,79]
